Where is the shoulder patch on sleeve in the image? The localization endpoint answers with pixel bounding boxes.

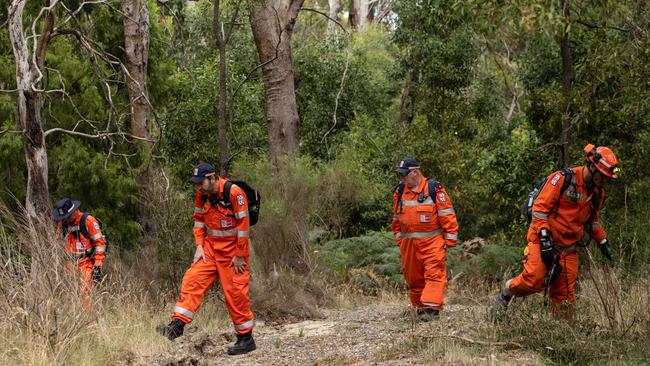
[236,194,245,206]
[93,222,100,230]
[438,193,446,202]
[551,174,561,186]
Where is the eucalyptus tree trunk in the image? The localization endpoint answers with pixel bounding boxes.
[9,0,53,224]
[249,0,305,163]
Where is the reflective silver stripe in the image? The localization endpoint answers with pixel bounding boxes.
[398,229,443,239]
[194,207,202,213]
[591,221,602,228]
[90,233,103,241]
[532,211,549,219]
[173,306,194,319]
[437,208,455,216]
[599,238,607,245]
[207,229,238,237]
[68,226,80,232]
[234,319,254,330]
[444,233,458,240]
[234,210,249,219]
[95,246,106,253]
[392,214,399,221]
[557,244,577,253]
[402,198,434,206]
[194,221,205,228]
[422,302,440,307]
[237,231,250,238]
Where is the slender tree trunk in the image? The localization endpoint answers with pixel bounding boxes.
[214,0,230,176]
[399,74,414,123]
[9,0,52,224]
[122,0,151,142]
[328,0,341,33]
[349,0,372,30]
[249,0,304,163]
[560,0,573,167]
[122,0,153,236]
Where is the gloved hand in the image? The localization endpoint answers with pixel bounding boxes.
[539,229,556,270]
[598,239,613,261]
[92,266,102,284]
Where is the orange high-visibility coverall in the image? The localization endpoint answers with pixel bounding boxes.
[172,178,254,334]
[507,166,607,317]
[392,176,459,310]
[58,211,107,293]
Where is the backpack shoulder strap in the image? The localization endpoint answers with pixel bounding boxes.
[394,182,405,213]
[426,179,443,203]
[558,167,575,195]
[221,181,234,208]
[79,213,91,241]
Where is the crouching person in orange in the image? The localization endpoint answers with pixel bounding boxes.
[392,157,459,321]
[54,198,107,294]
[490,144,620,320]
[157,163,255,355]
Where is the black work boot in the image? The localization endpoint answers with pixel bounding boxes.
[227,331,256,355]
[417,309,440,322]
[488,288,512,323]
[156,318,185,340]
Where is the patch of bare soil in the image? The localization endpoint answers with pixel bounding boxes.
[135,302,541,365]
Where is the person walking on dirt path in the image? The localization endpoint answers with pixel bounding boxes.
[392,157,459,321]
[490,144,620,320]
[157,163,256,356]
[54,198,107,294]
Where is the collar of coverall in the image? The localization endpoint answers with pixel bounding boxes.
[405,175,426,194]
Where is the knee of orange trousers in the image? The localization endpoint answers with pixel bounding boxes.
[508,241,547,297]
[548,252,578,314]
[79,262,94,294]
[216,261,254,334]
[172,260,219,324]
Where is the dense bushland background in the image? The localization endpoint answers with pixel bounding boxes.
[1,0,649,364]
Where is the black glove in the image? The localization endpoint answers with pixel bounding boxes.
[92,266,102,284]
[598,239,613,261]
[539,229,556,270]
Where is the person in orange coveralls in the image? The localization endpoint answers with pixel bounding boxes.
[157,163,255,355]
[54,198,107,293]
[392,157,459,321]
[490,144,620,319]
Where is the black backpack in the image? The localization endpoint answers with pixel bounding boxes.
[204,180,261,226]
[76,213,109,259]
[395,178,443,213]
[520,168,574,223]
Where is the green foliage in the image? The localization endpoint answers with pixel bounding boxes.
[447,244,523,281]
[50,137,139,248]
[295,27,400,159]
[320,231,405,294]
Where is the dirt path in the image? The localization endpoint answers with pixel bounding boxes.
[142,302,541,365]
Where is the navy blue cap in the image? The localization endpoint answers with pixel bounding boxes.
[53,198,81,221]
[190,163,216,183]
[396,157,420,174]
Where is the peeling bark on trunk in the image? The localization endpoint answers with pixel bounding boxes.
[328,0,341,33]
[399,74,414,123]
[9,0,52,224]
[349,0,373,30]
[122,0,151,142]
[214,0,230,176]
[249,0,304,163]
[122,0,153,236]
[560,0,573,167]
